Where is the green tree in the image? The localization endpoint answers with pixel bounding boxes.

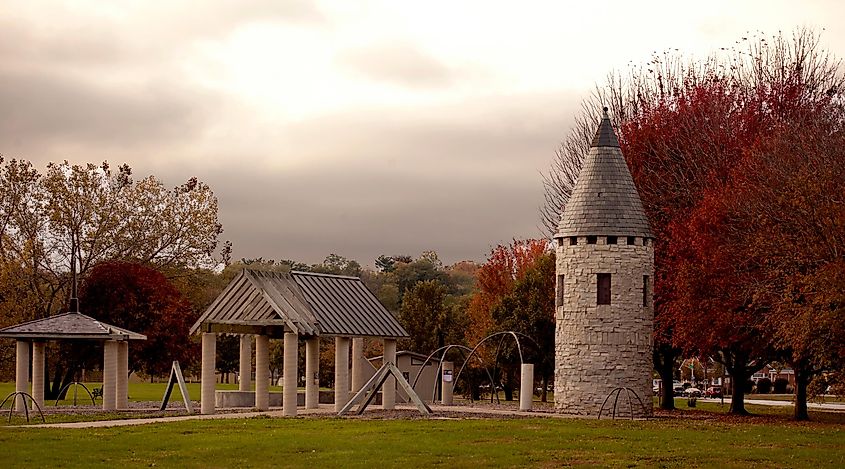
[399,280,451,354]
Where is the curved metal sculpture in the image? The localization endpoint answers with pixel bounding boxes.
[411,344,496,403]
[54,381,98,407]
[0,392,46,423]
[409,331,538,404]
[453,331,535,401]
[597,387,649,420]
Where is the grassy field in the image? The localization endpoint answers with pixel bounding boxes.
[1,413,843,468]
[1,383,843,467]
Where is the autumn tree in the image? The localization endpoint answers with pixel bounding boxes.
[0,159,223,384]
[80,261,199,379]
[541,29,844,416]
[490,253,556,401]
[724,114,845,420]
[464,239,549,400]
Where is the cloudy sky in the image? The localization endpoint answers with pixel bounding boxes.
[3,1,844,267]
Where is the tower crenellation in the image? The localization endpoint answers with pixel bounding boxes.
[553,107,654,417]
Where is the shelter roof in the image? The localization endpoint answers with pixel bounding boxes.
[0,312,147,341]
[190,269,408,338]
[555,108,653,239]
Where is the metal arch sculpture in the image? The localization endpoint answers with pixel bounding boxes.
[452,331,536,401]
[0,392,46,423]
[54,381,98,407]
[597,387,649,420]
[410,344,497,403]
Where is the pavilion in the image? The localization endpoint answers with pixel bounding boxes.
[0,311,146,412]
[190,269,409,415]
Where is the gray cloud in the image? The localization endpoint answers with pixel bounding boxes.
[0,70,214,160]
[338,42,455,88]
[186,92,581,266]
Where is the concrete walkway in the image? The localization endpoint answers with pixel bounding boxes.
[699,397,845,412]
[25,403,563,429]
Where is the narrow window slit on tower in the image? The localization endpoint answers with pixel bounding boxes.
[556,275,565,307]
[607,236,617,245]
[627,236,636,245]
[597,273,611,305]
[643,275,650,307]
[569,236,577,246]
[586,236,597,245]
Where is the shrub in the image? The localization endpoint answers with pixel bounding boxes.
[756,378,772,394]
[773,378,789,394]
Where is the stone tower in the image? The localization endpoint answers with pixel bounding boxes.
[553,108,654,416]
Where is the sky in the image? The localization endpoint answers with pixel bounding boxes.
[3,1,844,267]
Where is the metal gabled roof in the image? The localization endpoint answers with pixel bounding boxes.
[190,269,407,339]
[190,269,317,336]
[291,271,408,338]
[0,312,146,341]
[556,108,653,239]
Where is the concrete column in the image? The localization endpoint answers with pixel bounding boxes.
[305,337,319,409]
[102,341,117,411]
[520,363,534,411]
[334,336,350,412]
[239,334,252,391]
[382,339,397,410]
[31,341,45,410]
[116,341,129,410]
[254,334,269,411]
[15,340,29,412]
[351,337,365,393]
[441,361,454,405]
[200,332,216,415]
[283,332,298,416]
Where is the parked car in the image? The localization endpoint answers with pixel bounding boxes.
[673,384,685,396]
[705,386,723,398]
[683,387,702,397]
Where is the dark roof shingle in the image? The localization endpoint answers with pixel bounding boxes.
[556,110,653,239]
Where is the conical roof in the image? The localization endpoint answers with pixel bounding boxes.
[556,108,653,239]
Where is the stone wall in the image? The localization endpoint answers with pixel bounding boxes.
[554,236,654,417]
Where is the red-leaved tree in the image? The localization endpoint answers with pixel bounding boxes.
[80,261,200,378]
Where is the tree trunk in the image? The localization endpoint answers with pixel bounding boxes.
[724,351,751,415]
[654,344,677,410]
[541,374,549,403]
[793,363,810,421]
[503,368,514,401]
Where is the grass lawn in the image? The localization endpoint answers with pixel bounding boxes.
[1,383,843,467]
[0,413,843,468]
